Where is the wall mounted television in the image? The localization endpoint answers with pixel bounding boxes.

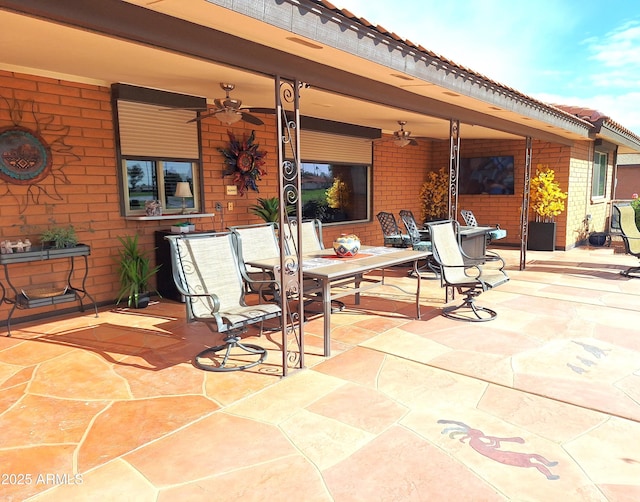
[459,155,515,195]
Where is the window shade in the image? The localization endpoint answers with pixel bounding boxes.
[300,130,372,164]
[117,100,199,158]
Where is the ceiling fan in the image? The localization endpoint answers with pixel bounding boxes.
[187,83,264,126]
[373,121,424,147]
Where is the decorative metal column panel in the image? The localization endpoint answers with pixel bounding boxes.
[448,119,460,220]
[520,136,533,270]
[275,76,305,376]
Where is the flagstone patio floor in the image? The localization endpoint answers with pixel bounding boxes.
[1,245,640,501]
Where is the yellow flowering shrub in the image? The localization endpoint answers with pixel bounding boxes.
[326,177,350,210]
[419,167,449,221]
[530,165,567,222]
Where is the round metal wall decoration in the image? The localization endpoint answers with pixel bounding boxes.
[218,130,267,195]
[0,97,79,214]
[0,126,52,184]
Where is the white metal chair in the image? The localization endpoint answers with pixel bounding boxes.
[282,218,345,312]
[426,220,509,321]
[282,218,324,254]
[165,232,280,371]
[229,222,281,301]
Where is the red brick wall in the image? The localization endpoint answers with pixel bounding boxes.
[0,69,608,326]
[429,138,588,249]
[0,71,282,325]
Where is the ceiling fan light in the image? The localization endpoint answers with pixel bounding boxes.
[218,108,243,125]
[396,138,411,147]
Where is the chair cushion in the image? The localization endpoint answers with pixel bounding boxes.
[384,234,411,247]
[412,241,432,252]
[488,228,507,240]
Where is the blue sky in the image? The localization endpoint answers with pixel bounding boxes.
[337,0,640,136]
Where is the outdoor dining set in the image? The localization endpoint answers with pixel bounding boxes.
[164,210,510,374]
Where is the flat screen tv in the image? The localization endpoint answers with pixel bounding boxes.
[459,155,514,195]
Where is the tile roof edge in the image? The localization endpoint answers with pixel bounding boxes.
[309,0,626,133]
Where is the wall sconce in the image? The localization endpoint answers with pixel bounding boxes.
[174,182,193,214]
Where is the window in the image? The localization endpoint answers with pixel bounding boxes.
[112,84,205,216]
[300,163,370,223]
[123,159,199,213]
[592,151,608,198]
[298,126,373,224]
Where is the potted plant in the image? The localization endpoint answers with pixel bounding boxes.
[115,234,161,308]
[528,165,567,251]
[249,197,293,223]
[40,225,78,249]
[419,167,449,223]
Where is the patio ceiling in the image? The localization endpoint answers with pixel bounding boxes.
[0,0,603,146]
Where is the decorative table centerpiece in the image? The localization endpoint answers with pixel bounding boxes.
[333,234,360,257]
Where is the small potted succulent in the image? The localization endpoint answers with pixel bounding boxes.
[40,225,78,249]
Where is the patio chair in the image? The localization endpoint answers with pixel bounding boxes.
[613,205,640,277]
[283,218,325,254]
[460,209,507,243]
[282,218,345,312]
[399,210,431,251]
[399,209,440,276]
[426,220,509,322]
[165,232,280,371]
[376,211,410,248]
[229,222,281,301]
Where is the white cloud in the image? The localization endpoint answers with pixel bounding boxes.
[588,22,640,68]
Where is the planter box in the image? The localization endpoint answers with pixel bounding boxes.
[170,224,195,233]
[527,221,556,251]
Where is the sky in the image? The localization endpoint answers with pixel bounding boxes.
[336,0,640,136]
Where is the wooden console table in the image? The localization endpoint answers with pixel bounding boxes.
[0,244,98,336]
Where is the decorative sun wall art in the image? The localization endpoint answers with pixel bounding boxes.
[0,96,79,213]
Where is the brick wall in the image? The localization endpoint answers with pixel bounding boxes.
[0,69,610,326]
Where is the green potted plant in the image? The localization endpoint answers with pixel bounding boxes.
[115,234,161,308]
[40,225,78,249]
[528,165,567,251]
[249,197,293,222]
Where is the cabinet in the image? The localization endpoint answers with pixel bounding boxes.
[1,244,98,336]
[155,231,182,302]
[459,226,489,261]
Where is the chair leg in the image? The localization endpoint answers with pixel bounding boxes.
[621,265,640,278]
[194,331,267,372]
[442,287,497,322]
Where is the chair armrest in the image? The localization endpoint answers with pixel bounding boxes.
[180,291,221,313]
[482,250,507,267]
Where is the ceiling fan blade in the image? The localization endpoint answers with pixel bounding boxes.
[240,112,264,125]
[185,110,217,123]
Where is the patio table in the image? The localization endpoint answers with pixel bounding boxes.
[246,245,430,356]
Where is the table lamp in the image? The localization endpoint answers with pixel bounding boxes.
[174,182,193,214]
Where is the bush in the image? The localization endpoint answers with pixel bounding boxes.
[530,165,567,222]
[419,167,449,222]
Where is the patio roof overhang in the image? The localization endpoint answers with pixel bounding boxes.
[0,0,614,148]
